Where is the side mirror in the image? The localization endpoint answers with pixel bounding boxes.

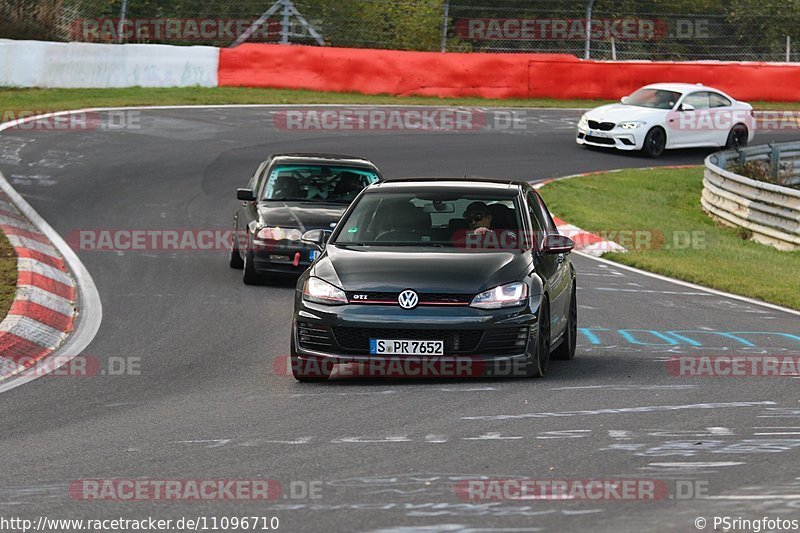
[620,96,629,104]
[301,229,332,249]
[237,188,255,201]
[680,103,695,112]
[542,234,574,254]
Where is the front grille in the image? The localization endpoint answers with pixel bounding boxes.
[585,135,616,145]
[298,322,334,350]
[480,327,529,354]
[345,292,472,306]
[332,327,483,354]
[588,120,615,131]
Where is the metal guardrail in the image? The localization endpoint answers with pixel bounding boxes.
[704,142,800,251]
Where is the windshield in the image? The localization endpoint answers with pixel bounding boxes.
[625,88,682,110]
[332,190,525,248]
[262,164,380,202]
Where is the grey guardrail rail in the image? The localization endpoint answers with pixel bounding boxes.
[703,142,800,251]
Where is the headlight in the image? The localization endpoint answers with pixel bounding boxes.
[618,121,645,129]
[303,277,348,305]
[470,282,528,309]
[578,114,588,127]
[256,226,303,241]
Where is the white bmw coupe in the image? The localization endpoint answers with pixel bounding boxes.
[576,83,755,158]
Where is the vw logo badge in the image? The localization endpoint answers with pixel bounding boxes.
[398,289,419,310]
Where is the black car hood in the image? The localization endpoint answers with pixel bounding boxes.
[256,201,346,230]
[314,245,531,293]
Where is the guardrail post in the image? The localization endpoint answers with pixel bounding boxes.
[770,143,780,181]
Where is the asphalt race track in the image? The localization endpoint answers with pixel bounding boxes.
[1,107,800,532]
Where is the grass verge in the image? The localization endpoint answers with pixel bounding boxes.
[0,228,17,322]
[539,167,800,310]
[1,87,800,114]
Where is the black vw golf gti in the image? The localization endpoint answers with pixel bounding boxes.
[231,153,382,284]
[291,178,577,381]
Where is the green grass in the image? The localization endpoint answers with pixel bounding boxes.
[0,87,612,114]
[2,87,799,114]
[0,229,16,322]
[539,167,800,310]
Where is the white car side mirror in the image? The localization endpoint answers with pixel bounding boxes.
[620,96,629,104]
[680,103,695,112]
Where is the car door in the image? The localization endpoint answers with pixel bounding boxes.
[526,190,569,339]
[235,159,269,253]
[709,91,736,146]
[673,91,712,147]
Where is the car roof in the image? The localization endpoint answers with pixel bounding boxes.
[373,177,528,191]
[641,82,724,94]
[270,153,379,168]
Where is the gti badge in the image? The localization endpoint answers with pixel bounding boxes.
[398,289,419,310]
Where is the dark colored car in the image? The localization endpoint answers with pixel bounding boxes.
[290,178,577,381]
[230,153,382,284]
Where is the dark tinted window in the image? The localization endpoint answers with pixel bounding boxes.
[625,88,681,110]
[332,190,522,247]
[262,165,380,202]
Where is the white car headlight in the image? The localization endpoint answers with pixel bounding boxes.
[578,114,588,127]
[470,282,528,309]
[303,277,348,305]
[618,121,645,130]
[256,226,303,241]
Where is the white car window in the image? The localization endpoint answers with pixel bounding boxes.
[710,92,732,108]
[683,92,711,110]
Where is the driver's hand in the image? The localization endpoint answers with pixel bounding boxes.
[471,227,491,235]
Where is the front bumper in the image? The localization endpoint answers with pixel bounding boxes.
[291,296,540,369]
[576,125,643,151]
[251,240,319,274]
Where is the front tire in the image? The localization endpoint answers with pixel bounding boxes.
[242,249,261,285]
[641,127,666,158]
[229,225,244,269]
[526,300,551,378]
[552,284,577,361]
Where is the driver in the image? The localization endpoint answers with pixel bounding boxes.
[464,201,494,235]
[333,171,363,201]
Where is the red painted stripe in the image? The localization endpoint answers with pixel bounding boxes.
[0,209,27,223]
[572,232,606,247]
[16,271,75,301]
[0,332,52,366]
[0,224,50,244]
[14,248,66,270]
[8,300,74,333]
[552,217,567,226]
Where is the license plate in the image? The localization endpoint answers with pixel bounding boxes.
[370,339,444,356]
[588,130,608,138]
